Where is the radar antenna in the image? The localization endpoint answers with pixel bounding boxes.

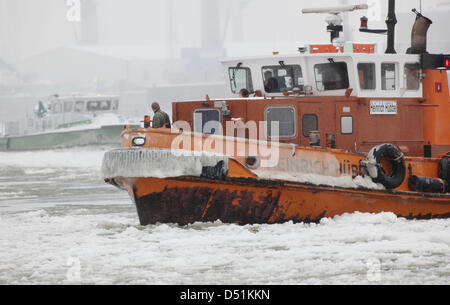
[302,4,369,43]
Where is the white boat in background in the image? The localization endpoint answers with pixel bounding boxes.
[0,94,139,151]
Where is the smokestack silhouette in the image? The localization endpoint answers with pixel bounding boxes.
[79,0,98,45]
[407,9,433,54]
[201,0,221,51]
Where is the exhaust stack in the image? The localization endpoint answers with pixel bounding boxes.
[407,9,433,55]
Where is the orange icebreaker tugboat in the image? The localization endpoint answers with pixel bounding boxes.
[102,1,450,225]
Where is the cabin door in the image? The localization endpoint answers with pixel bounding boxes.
[335,103,358,151]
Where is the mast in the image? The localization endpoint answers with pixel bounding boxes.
[385,0,397,54]
[359,0,397,54]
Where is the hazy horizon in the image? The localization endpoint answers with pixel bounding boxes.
[0,0,449,120]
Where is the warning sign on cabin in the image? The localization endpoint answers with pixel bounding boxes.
[370,101,397,115]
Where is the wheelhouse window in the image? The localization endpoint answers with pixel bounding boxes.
[341,116,353,134]
[87,101,102,111]
[229,67,253,94]
[64,101,73,113]
[382,63,397,90]
[74,101,85,113]
[357,63,376,90]
[265,106,296,138]
[302,114,318,137]
[112,100,119,110]
[193,109,222,135]
[52,103,62,113]
[100,100,111,111]
[314,62,349,91]
[404,63,420,90]
[262,65,303,93]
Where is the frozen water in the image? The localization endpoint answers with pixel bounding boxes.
[0,146,107,169]
[0,147,449,285]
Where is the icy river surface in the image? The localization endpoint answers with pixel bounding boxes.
[0,147,449,285]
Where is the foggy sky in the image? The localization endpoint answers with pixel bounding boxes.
[0,0,449,123]
[1,0,449,64]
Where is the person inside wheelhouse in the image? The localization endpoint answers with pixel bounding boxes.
[227,60,354,96]
[262,64,304,93]
[263,70,279,92]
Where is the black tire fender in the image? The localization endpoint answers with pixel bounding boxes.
[365,144,406,189]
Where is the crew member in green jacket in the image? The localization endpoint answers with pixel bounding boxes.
[151,102,171,129]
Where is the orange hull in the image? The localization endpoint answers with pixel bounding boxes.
[103,128,450,225]
[111,175,450,226]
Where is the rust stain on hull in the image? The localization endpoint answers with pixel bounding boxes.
[135,186,281,226]
[124,176,450,226]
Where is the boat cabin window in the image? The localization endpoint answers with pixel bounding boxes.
[341,116,353,134]
[64,102,73,113]
[265,106,296,138]
[193,109,221,135]
[302,114,318,137]
[87,101,101,111]
[382,63,396,90]
[86,100,111,111]
[112,100,119,110]
[52,103,62,113]
[101,100,111,110]
[314,62,349,91]
[229,67,253,94]
[262,65,303,93]
[404,63,420,90]
[74,101,85,113]
[357,63,376,90]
